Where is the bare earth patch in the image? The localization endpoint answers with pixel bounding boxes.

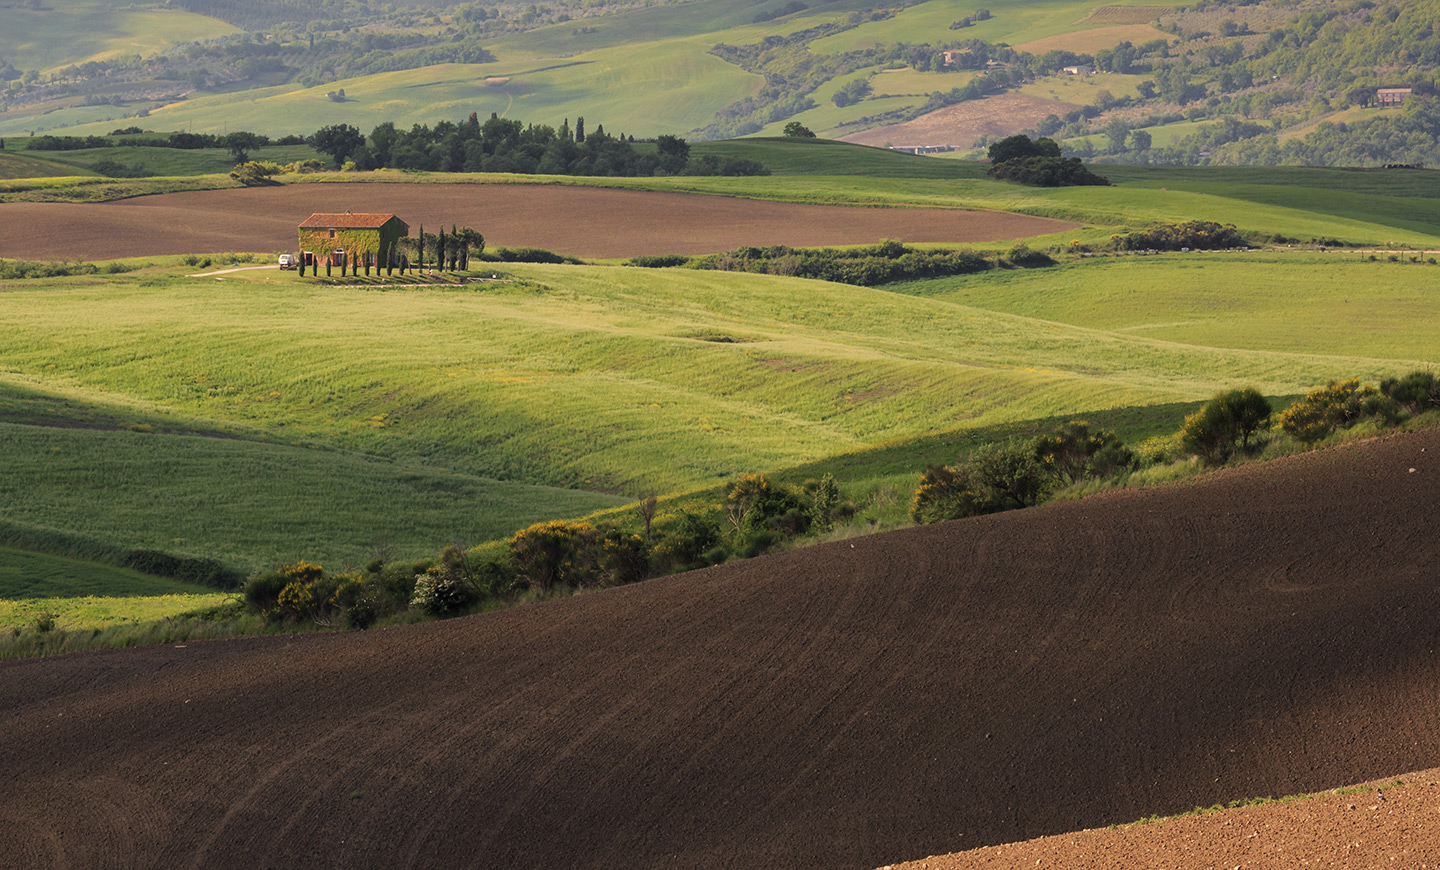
[0,183,1075,261]
[887,770,1440,869]
[841,93,1079,149]
[4,428,1440,868]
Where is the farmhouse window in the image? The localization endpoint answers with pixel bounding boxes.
[329,229,336,238]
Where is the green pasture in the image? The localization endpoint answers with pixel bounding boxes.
[0,411,625,571]
[0,103,161,137]
[20,144,322,177]
[1019,72,1148,105]
[610,173,1440,246]
[756,93,930,139]
[0,546,232,632]
[869,69,977,98]
[0,546,203,599]
[885,252,1440,361]
[0,261,1423,506]
[693,138,987,178]
[55,35,762,140]
[0,1,236,74]
[488,0,882,61]
[809,0,1184,55]
[0,593,233,632]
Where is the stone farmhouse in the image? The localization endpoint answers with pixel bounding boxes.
[297,212,409,269]
[1377,87,1413,107]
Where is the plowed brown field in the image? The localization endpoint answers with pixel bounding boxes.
[0,183,1074,261]
[841,94,1079,150]
[891,769,1440,869]
[4,428,1440,869]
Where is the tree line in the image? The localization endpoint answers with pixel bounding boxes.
[310,114,768,176]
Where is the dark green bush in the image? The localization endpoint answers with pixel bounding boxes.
[478,247,583,264]
[1381,370,1440,412]
[628,254,691,268]
[1111,220,1247,251]
[1277,379,1373,442]
[988,155,1110,187]
[1179,387,1272,464]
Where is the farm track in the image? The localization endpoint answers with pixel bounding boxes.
[0,183,1075,261]
[4,428,1440,869]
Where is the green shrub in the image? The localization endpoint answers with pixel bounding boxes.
[910,463,983,524]
[1034,421,1134,485]
[649,511,722,573]
[508,520,599,591]
[627,254,691,268]
[1179,387,1272,464]
[1380,370,1440,412]
[809,473,840,532]
[1111,220,1247,251]
[1277,379,1373,442]
[410,567,478,616]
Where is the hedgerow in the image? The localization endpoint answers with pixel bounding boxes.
[689,240,1002,286]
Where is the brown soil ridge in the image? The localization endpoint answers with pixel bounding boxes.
[888,768,1440,868]
[4,428,1440,869]
[0,183,1074,261]
[841,93,1079,150]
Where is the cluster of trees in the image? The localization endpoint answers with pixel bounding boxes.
[311,115,767,177]
[634,240,1055,287]
[1109,220,1248,251]
[245,472,847,627]
[987,135,1109,187]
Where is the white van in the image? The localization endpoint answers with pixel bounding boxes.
[278,253,296,269]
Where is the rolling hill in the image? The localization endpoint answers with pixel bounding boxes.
[3,423,1437,868]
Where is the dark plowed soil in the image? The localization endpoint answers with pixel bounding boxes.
[0,183,1075,260]
[4,429,1439,870]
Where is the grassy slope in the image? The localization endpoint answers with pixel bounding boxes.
[0,261,1426,502]
[884,252,1440,360]
[0,546,233,632]
[809,0,1183,53]
[25,144,323,177]
[0,1,236,73]
[0,377,625,571]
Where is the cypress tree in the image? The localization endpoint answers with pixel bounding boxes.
[451,224,459,270]
[576,116,585,143]
[417,224,424,268]
[326,256,331,277]
[437,226,447,271]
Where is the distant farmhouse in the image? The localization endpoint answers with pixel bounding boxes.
[1377,87,1413,107]
[297,212,409,269]
[1062,64,1095,76]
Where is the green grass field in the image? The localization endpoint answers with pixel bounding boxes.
[0,546,233,632]
[809,0,1182,54]
[47,39,762,140]
[0,1,236,74]
[22,144,323,177]
[2,253,1429,511]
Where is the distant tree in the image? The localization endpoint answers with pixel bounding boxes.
[436,226,447,271]
[782,121,817,138]
[987,134,1060,164]
[222,131,263,164]
[1130,129,1153,150]
[575,116,585,143]
[311,124,364,168]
